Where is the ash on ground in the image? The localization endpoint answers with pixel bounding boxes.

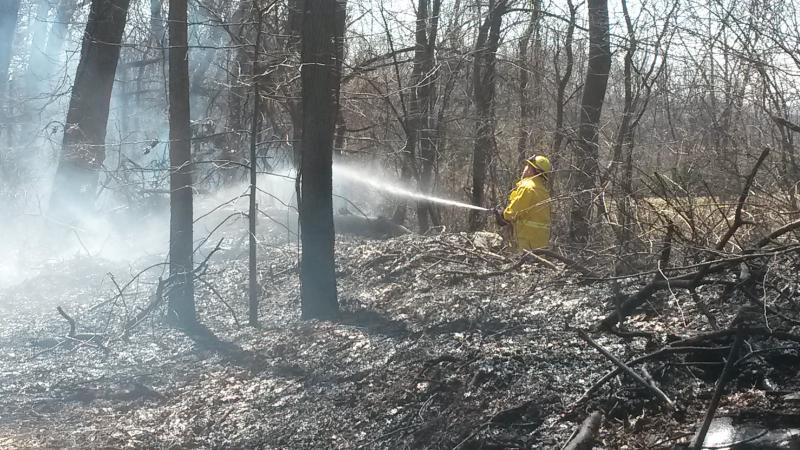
[1,232,798,449]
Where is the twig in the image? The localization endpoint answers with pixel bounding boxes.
[526,248,597,277]
[25,339,68,361]
[122,277,165,338]
[197,277,241,329]
[72,229,92,257]
[693,147,770,283]
[690,330,744,449]
[521,250,560,270]
[88,261,169,312]
[578,330,675,410]
[193,238,224,277]
[734,345,800,366]
[56,306,77,337]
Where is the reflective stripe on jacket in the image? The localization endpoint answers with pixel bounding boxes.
[502,175,551,249]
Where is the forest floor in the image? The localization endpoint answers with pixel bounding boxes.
[1,231,799,449]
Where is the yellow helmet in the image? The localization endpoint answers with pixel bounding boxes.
[526,155,551,173]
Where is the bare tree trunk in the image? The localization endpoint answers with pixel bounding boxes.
[287,0,304,170]
[49,0,131,221]
[222,0,249,183]
[606,0,637,263]
[25,0,50,94]
[332,1,346,158]
[42,0,78,79]
[414,0,442,233]
[469,0,507,231]
[569,0,611,243]
[248,7,263,327]
[516,0,542,165]
[299,0,345,320]
[167,0,196,329]
[552,0,576,156]
[0,0,20,122]
[150,0,164,43]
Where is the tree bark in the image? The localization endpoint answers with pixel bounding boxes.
[299,0,345,320]
[516,0,541,165]
[0,0,20,116]
[552,0,576,156]
[414,0,442,233]
[150,0,164,43]
[43,0,78,79]
[569,0,611,243]
[49,0,131,222]
[25,0,51,94]
[469,0,507,231]
[222,0,250,183]
[248,7,263,327]
[167,0,196,328]
[286,0,304,170]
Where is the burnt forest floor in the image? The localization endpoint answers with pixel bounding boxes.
[1,231,799,449]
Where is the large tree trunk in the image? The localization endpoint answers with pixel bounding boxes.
[0,0,20,119]
[468,0,507,231]
[167,0,196,328]
[299,0,345,320]
[48,0,130,222]
[569,0,611,243]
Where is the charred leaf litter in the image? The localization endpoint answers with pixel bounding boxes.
[1,231,799,449]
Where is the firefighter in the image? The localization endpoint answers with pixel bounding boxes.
[493,155,551,249]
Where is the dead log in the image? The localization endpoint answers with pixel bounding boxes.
[561,411,602,450]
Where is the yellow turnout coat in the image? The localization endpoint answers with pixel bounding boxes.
[502,175,551,249]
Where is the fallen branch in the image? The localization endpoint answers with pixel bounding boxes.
[567,323,793,412]
[596,148,777,330]
[690,330,744,449]
[56,306,108,350]
[578,330,676,410]
[561,411,602,450]
[596,244,799,331]
[755,218,800,248]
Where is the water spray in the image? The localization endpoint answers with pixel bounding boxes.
[333,164,490,211]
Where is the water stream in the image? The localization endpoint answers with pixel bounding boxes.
[333,164,489,211]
